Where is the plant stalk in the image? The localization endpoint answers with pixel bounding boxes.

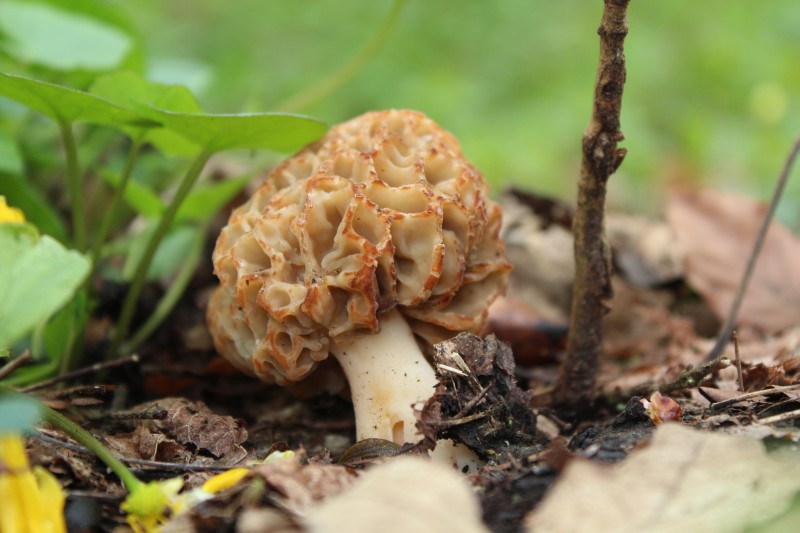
[123,222,208,354]
[0,382,142,493]
[58,120,85,251]
[88,138,144,280]
[108,150,212,358]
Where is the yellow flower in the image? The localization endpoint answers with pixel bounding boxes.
[122,468,251,533]
[0,197,25,224]
[0,433,66,533]
[121,477,184,533]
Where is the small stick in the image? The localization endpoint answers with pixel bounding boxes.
[0,350,33,380]
[554,0,630,415]
[453,382,495,419]
[705,134,800,362]
[758,408,800,426]
[100,405,168,421]
[708,383,800,410]
[733,331,744,392]
[33,431,231,472]
[37,384,113,402]
[21,354,140,392]
[661,356,731,393]
[427,411,488,428]
[629,356,732,397]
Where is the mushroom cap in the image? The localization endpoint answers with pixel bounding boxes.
[207,110,510,384]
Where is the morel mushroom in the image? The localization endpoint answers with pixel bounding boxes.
[207,110,510,444]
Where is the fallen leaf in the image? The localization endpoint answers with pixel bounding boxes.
[525,423,800,533]
[136,397,248,460]
[667,188,800,333]
[606,213,683,287]
[251,454,357,514]
[499,194,574,322]
[303,457,489,533]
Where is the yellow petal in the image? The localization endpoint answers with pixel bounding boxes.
[0,196,25,224]
[33,466,67,533]
[0,434,67,533]
[0,434,30,470]
[200,468,249,494]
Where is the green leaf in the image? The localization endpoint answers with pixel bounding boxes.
[141,107,327,153]
[90,71,203,155]
[100,170,164,219]
[0,1,132,71]
[0,174,67,242]
[176,174,253,222]
[0,396,41,433]
[0,72,153,127]
[0,132,23,175]
[91,71,202,115]
[0,224,90,349]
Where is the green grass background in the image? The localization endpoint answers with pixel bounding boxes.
[10,1,800,219]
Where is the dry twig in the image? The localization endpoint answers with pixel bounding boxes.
[21,354,140,392]
[708,383,800,411]
[704,134,800,362]
[733,331,744,392]
[0,350,32,380]
[554,0,630,415]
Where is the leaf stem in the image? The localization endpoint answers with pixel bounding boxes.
[89,138,144,279]
[107,150,213,359]
[0,382,142,493]
[276,0,408,113]
[123,222,208,354]
[59,121,85,251]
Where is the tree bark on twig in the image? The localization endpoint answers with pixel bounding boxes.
[553,0,630,416]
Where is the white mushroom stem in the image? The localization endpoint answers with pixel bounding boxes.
[330,308,436,444]
[330,308,481,472]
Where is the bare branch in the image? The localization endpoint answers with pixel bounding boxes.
[554,0,630,415]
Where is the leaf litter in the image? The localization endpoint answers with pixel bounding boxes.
[17,183,800,532]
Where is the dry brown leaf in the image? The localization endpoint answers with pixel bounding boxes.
[251,455,357,514]
[304,457,488,533]
[667,188,800,333]
[606,213,683,287]
[499,194,574,322]
[525,423,800,533]
[136,397,248,461]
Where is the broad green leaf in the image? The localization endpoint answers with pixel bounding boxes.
[100,170,164,219]
[0,396,41,432]
[0,224,90,349]
[0,174,67,242]
[0,1,132,71]
[0,132,23,175]
[90,71,203,155]
[176,174,253,222]
[91,71,202,115]
[0,72,154,128]
[141,107,327,153]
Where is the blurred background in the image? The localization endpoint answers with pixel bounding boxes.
[2,0,799,222]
